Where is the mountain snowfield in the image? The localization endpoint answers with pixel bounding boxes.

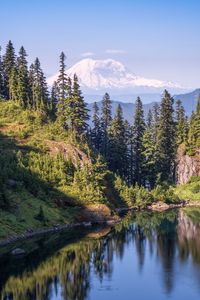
[47,58,184,93]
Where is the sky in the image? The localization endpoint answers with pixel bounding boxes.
[0,0,200,88]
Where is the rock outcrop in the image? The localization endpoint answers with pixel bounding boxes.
[176,146,200,185]
[46,140,91,168]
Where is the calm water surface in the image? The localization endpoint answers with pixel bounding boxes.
[1,209,200,300]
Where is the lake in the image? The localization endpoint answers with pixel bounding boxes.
[1,208,200,300]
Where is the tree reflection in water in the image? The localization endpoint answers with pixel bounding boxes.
[1,209,200,300]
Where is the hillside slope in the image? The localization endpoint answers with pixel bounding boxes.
[0,101,124,239]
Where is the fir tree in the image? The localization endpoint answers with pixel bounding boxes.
[28,63,35,108]
[0,46,5,99]
[91,102,101,151]
[108,104,128,179]
[9,66,18,101]
[50,81,59,116]
[66,76,74,128]
[175,99,188,146]
[57,52,68,123]
[30,58,49,111]
[187,95,200,153]
[124,119,132,183]
[142,110,157,188]
[131,97,145,185]
[3,40,16,99]
[152,102,160,144]
[156,90,176,182]
[100,93,112,158]
[16,46,30,108]
[71,74,89,136]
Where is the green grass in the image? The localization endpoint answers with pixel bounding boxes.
[175,179,200,202]
[0,188,79,239]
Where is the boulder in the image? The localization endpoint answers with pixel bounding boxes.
[150,201,169,211]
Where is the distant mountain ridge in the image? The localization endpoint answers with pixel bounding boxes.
[87,89,200,125]
[173,88,200,116]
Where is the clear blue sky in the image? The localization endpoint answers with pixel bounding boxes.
[0,0,199,88]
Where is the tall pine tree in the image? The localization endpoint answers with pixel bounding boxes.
[142,110,157,188]
[100,93,112,158]
[50,81,59,117]
[71,74,89,136]
[17,46,30,108]
[3,40,16,99]
[30,58,49,111]
[108,104,128,179]
[187,95,200,153]
[91,102,101,151]
[9,66,18,101]
[156,90,176,183]
[57,52,68,124]
[131,97,145,185]
[0,46,5,99]
[175,99,188,146]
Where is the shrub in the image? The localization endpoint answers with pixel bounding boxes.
[188,176,200,183]
[191,184,200,194]
[35,206,46,224]
[135,186,154,208]
[151,185,180,204]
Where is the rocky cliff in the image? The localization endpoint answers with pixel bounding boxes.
[176,146,200,185]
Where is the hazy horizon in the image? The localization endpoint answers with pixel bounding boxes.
[1,0,200,89]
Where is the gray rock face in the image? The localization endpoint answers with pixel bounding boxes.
[176,147,200,185]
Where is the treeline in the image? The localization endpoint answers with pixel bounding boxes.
[0,41,89,137]
[91,93,183,188]
[0,41,199,190]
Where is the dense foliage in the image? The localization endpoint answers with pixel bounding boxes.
[0,40,199,233]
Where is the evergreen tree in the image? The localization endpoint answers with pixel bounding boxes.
[175,99,188,146]
[66,76,74,128]
[91,102,101,151]
[124,119,132,183]
[142,110,157,188]
[50,81,59,116]
[100,93,112,158]
[156,90,176,182]
[71,74,89,136]
[187,95,200,153]
[28,63,35,108]
[16,46,30,108]
[57,52,68,123]
[0,46,5,99]
[30,58,49,110]
[131,97,145,185]
[152,102,160,144]
[108,104,128,179]
[3,40,16,99]
[9,66,18,101]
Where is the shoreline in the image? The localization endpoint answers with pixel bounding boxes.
[0,219,120,248]
[1,200,200,248]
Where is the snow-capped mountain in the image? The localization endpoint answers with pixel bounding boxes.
[47,58,184,93]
